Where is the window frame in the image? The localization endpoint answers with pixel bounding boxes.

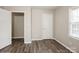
[69,8,79,40]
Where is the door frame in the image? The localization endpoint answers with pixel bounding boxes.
[11,11,25,42]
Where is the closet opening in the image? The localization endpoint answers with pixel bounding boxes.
[12,12,24,44]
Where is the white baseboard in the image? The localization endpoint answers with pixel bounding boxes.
[24,41,31,44]
[54,38,76,53]
[0,40,11,49]
[12,37,24,39]
[32,39,43,41]
[32,38,55,41]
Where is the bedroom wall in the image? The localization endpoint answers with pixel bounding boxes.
[0,6,54,43]
[32,8,53,40]
[0,8,11,49]
[0,6,32,43]
[24,7,32,43]
[54,7,79,52]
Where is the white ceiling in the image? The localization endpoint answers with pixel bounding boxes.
[32,6,57,10]
[0,6,57,11]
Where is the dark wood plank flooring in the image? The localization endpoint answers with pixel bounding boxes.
[0,39,72,53]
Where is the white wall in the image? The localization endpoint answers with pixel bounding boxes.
[11,7,54,42]
[0,7,32,43]
[54,7,79,52]
[0,6,54,44]
[24,7,32,43]
[41,13,53,39]
[32,8,53,40]
[0,8,11,49]
[32,9,42,40]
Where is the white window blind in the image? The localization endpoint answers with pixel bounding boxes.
[70,8,79,38]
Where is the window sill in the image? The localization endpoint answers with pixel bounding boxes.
[69,34,79,40]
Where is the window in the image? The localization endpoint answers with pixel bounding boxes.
[69,8,79,38]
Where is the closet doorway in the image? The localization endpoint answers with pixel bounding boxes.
[12,12,24,43]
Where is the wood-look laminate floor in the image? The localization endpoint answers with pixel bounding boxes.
[0,39,72,53]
